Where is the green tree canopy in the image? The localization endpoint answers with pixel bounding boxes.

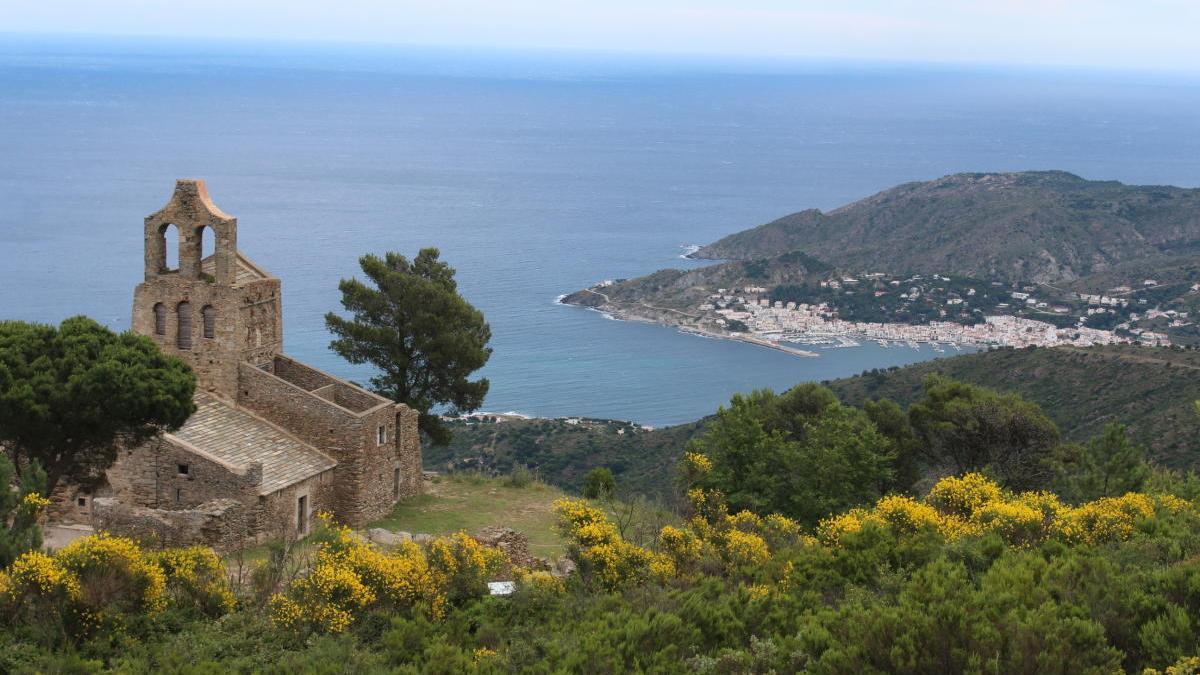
[581,467,616,500]
[1056,421,1151,503]
[908,375,1061,491]
[0,454,46,567]
[0,316,196,496]
[687,386,897,524]
[325,249,492,445]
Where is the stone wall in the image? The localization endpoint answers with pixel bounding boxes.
[105,435,261,517]
[132,276,281,400]
[396,405,422,499]
[237,361,398,525]
[92,497,250,550]
[260,469,337,539]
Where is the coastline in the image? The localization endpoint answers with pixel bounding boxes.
[555,294,818,357]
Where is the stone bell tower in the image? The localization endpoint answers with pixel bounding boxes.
[132,179,283,398]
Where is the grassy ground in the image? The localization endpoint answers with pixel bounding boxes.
[371,474,569,558]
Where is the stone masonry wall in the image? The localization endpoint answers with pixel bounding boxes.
[131,276,281,400]
[92,497,250,551]
[396,405,422,499]
[105,435,261,517]
[260,469,337,539]
[237,362,391,525]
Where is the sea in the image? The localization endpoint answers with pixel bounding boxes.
[4,36,1200,426]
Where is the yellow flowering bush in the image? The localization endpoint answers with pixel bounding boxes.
[426,531,508,605]
[728,510,763,533]
[271,516,507,634]
[5,551,80,602]
[745,583,770,601]
[971,499,1046,546]
[154,546,235,616]
[328,542,443,618]
[555,498,672,590]
[687,488,729,526]
[761,514,803,548]
[659,525,703,571]
[55,533,168,616]
[271,560,375,633]
[927,473,1003,517]
[1054,493,1155,545]
[873,495,946,535]
[721,529,770,571]
[516,569,565,595]
[579,540,659,590]
[813,473,1192,551]
[816,509,871,545]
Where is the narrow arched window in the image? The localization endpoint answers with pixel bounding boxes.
[153,303,167,335]
[177,301,192,350]
[202,305,216,339]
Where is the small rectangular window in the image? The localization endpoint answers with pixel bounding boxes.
[177,463,190,476]
[378,426,387,445]
[297,495,308,534]
[175,488,183,505]
[77,497,87,508]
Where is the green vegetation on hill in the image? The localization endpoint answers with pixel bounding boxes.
[429,417,703,499]
[695,171,1200,285]
[560,251,830,316]
[434,346,1200,500]
[827,345,1200,471]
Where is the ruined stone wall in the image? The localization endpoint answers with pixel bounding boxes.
[104,435,261,517]
[396,405,422,500]
[92,497,250,551]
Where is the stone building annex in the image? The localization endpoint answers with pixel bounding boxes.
[57,180,422,547]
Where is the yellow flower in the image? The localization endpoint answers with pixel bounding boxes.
[7,551,80,600]
[817,509,870,545]
[727,510,763,533]
[722,529,769,570]
[928,473,1002,517]
[21,492,51,512]
[972,499,1045,546]
[658,525,702,568]
[873,495,944,535]
[746,584,770,601]
[56,533,168,613]
[682,452,713,475]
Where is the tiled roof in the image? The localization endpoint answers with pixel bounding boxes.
[200,252,269,286]
[171,395,336,494]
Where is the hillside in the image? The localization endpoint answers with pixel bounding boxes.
[559,251,831,322]
[693,171,1200,285]
[436,346,1200,498]
[826,345,1200,469]
[429,417,704,500]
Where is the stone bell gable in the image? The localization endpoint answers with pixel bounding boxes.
[79,179,424,547]
[132,179,283,400]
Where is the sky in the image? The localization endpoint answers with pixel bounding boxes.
[2,0,1198,71]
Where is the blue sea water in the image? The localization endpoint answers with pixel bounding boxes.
[3,37,1200,426]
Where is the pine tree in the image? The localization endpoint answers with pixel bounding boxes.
[326,249,492,445]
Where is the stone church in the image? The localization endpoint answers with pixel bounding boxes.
[60,180,421,547]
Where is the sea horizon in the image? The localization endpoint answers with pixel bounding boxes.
[4,37,1200,425]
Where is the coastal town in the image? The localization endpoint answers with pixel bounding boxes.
[701,280,1178,350]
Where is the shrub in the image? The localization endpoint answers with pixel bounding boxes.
[153,546,235,617]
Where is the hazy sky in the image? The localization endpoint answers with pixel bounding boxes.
[3,0,1197,70]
